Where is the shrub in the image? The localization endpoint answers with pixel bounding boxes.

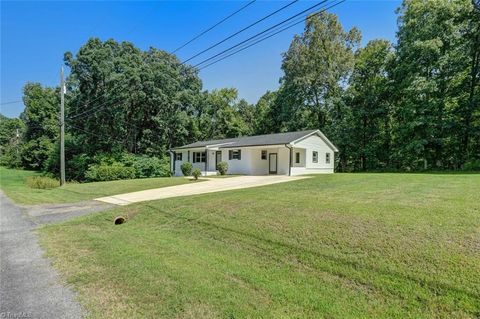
[463,159,480,171]
[181,162,193,176]
[67,154,92,181]
[192,168,201,180]
[131,155,170,178]
[26,176,59,189]
[85,162,136,182]
[217,161,228,175]
[43,134,93,182]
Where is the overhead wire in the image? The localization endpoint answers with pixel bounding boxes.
[192,0,330,69]
[199,0,345,70]
[64,0,345,122]
[181,0,299,63]
[0,100,23,105]
[66,1,297,120]
[172,0,257,53]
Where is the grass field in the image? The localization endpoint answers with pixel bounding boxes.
[0,167,192,205]
[38,173,480,318]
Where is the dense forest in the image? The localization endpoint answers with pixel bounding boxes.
[1,0,479,181]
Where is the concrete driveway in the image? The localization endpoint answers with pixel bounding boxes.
[95,175,307,206]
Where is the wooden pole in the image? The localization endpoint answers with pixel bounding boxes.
[60,66,66,186]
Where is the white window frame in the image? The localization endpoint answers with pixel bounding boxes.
[313,151,318,163]
[325,152,330,164]
[175,153,182,161]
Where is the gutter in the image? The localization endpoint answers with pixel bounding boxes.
[285,144,293,176]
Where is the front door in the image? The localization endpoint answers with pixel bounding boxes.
[269,153,277,174]
[215,151,222,169]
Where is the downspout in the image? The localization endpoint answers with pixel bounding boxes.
[285,144,293,176]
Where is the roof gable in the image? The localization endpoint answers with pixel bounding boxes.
[172,129,338,151]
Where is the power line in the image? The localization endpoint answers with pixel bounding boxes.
[200,0,345,71]
[64,3,163,121]
[172,0,256,53]
[193,0,330,69]
[67,124,101,137]
[65,1,293,120]
[66,82,131,120]
[182,0,299,64]
[0,100,22,105]
[65,0,340,121]
[199,10,314,69]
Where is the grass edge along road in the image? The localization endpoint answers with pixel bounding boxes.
[38,173,480,318]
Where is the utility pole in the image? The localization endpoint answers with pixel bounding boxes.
[60,66,66,186]
[15,128,19,156]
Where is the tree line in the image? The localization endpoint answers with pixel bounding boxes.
[1,0,479,180]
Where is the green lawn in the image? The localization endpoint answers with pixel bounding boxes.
[39,173,480,318]
[0,167,191,205]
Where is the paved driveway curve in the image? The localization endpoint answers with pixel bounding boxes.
[95,175,307,206]
[0,191,84,319]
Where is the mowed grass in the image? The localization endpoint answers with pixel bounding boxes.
[0,167,191,205]
[39,174,480,318]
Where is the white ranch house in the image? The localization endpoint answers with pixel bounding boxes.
[170,129,338,176]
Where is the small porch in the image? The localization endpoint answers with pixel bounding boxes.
[171,144,309,176]
[171,147,222,176]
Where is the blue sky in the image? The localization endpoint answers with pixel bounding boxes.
[1,0,400,118]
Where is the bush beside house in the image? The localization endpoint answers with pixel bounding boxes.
[217,161,228,175]
[181,162,193,176]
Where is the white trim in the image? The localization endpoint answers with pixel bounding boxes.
[206,142,235,148]
[219,144,287,150]
[291,130,338,152]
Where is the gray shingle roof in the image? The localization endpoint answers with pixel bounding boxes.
[173,129,319,149]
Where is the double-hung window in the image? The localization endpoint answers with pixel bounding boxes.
[295,152,300,164]
[261,150,267,160]
[192,151,206,163]
[325,152,331,164]
[229,149,241,160]
[312,151,318,163]
[175,153,182,161]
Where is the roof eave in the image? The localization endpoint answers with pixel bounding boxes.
[218,143,289,149]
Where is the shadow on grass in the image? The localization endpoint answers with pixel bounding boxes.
[141,201,479,306]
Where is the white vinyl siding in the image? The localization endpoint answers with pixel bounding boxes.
[291,134,335,174]
[173,132,335,176]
